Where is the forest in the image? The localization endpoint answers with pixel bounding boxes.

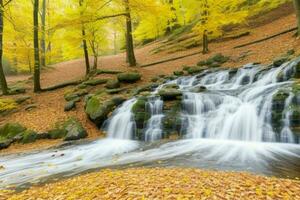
[1,0,300,199]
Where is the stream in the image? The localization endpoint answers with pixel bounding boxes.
[2,59,300,189]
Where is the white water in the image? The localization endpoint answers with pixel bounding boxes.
[144,97,164,142]
[1,60,300,188]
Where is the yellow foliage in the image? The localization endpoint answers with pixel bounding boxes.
[0,98,18,113]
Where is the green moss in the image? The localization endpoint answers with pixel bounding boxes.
[83,79,108,86]
[173,71,184,76]
[186,66,204,75]
[132,97,147,114]
[21,130,38,144]
[0,98,18,113]
[117,73,141,83]
[48,129,67,139]
[0,123,26,139]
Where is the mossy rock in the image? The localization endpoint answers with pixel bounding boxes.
[151,77,159,83]
[48,129,67,139]
[209,62,221,68]
[0,123,26,140]
[117,72,141,83]
[64,89,88,101]
[173,71,184,76]
[189,86,206,93]
[273,57,289,67]
[21,130,38,144]
[106,88,124,94]
[0,139,13,150]
[132,83,159,96]
[85,95,126,127]
[9,86,26,95]
[197,60,207,67]
[64,101,76,112]
[96,69,123,75]
[158,89,182,101]
[63,118,87,141]
[83,79,108,86]
[209,53,229,64]
[105,80,120,89]
[0,98,18,114]
[132,97,147,114]
[187,66,204,75]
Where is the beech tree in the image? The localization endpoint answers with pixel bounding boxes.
[124,0,136,67]
[0,0,8,95]
[294,0,300,35]
[33,0,41,92]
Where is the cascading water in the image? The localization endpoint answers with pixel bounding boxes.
[105,99,137,140]
[144,97,164,142]
[2,59,300,189]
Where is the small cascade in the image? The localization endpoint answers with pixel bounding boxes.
[280,92,295,143]
[105,99,137,140]
[144,97,164,142]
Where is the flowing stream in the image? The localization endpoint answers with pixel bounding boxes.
[2,59,300,189]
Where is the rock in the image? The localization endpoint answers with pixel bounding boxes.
[229,68,238,79]
[64,93,79,101]
[162,84,179,90]
[24,104,37,111]
[96,69,123,75]
[273,57,289,67]
[63,118,87,141]
[64,101,76,112]
[21,130,38,144]
[208,53,229,64]
[162,100,182,138]
[209,62,221,68]
[15,95,31,104]
[9,86,26,95]
[117,72,141,83]
[0,123,26,139]
[132,83,159,96]
[187,66,205,75]
[151,77,159,83]
[0,139,12,150]
[287,49,295,56]
[77,84,88,89]
[106,88,124,94]
[83,79,108,86]
[36,132,51,140]
[105,80,120,89]
[173,71,184,76]
[85,95,126,127]
[158,89,182,101]
[48,129,67,139]
[189,86,206,93]
[197,60,207,67]
[240,76,250,85]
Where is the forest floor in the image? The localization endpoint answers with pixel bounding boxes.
[2,168,300,199]
[1,3,300,155]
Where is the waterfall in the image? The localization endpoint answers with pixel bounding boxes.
[105,99,137,140]
[144,97,164,142]
[280,92,295,143]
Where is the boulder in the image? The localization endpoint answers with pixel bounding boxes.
[189,86,207,93]
[63,118,87,141]
[158,89,182,101]
[273,57,289,67]
[64,101,76,112]
[0,123,26,139]
[48,129,67,139]
[173,71,184,76]
[117,72,141,83]
[24,104,37,111]
[85,95,126,127]
[0,139,12,150]
[105,80,120,89]
[21,130,38,144]
[106,88,125,94]
[187,66,205,75]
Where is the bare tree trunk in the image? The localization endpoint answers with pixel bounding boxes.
[294,0,300,35]
[124,0,136,67]
[33,0,41,92]
[79,0,90,76]
[202,30,209,54]
[0,0,8,95]
[40,0,46,68]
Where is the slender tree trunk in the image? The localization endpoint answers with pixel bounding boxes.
[124,0,136,67]
[33,0,41,92]
[202,31,209,54]
[0,0,8,95]
[40,0,46,68]
[294,0,300,35]
[79,0,90,75]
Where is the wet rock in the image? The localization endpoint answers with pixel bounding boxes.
[187,66,205,75]
[189,86,207,93]
[162,101,182,138]
[132,83,159,96]
[173,71,184,76]
[85,95,126,127]
[273,57,289,67]
[63,118,87,141]
[64,101,76,112]
[131,97,149,130]
[105,80,120,89]
[228,68,238,79]
[241,76,250,85]
[117,72,141,83]
[158,89,182,101]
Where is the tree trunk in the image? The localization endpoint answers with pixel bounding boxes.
[124,0,136,67]
[33,0,41,92]
[202,30,209,54]
[40,0,46,68]
[294,0,300,35]
[0,0,8,95]
[79,0,90,76]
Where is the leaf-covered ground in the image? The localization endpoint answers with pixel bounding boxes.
[3,168,300,199]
